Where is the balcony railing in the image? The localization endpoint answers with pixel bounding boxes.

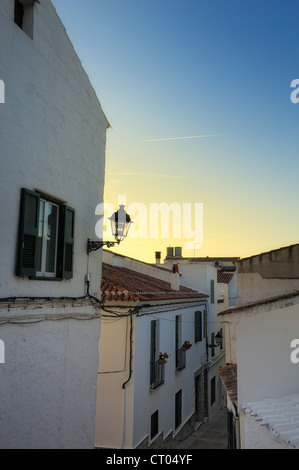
[175,347,186,372]
[150,360,165,390]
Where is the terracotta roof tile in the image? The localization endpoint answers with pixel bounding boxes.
[219,364,238,405]
[217,271,234,284]
[101,263,208,302]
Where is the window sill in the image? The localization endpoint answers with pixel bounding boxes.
[149,382,164,392]
[29,276,64,282]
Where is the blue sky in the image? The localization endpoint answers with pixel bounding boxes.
[52,0,299,262]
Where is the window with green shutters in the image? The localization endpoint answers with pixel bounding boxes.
[195,310,207,343]
[17,188,75,280]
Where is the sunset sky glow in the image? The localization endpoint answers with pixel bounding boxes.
[52,0,299,263]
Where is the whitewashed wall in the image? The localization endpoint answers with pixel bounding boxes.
[236,272,299,307]
[241,412,293,449]
[0,0,109,299]
[0,303,101,449]
[95,312,132,449]
[222,295,299,364]
[237,305,299,408]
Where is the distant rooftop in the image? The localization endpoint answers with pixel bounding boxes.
[165,256,240,262]
[235,243,299,263]
[219,364,238,406]
[217,271,235,284]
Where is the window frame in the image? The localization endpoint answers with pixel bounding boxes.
[36,198,59,278]
[17,188,75,281]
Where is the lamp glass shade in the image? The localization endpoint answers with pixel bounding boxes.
[215,332,223,345]
[109,205,132,240]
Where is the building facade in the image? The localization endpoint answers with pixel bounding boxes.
[0,0,109,448]
[234,243,299,306]
[95,251,210,449]
[162,248,235,419]
[219,243,299,448]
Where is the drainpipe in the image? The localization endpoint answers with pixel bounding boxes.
[121,313,133,449]
[122,314,133,389]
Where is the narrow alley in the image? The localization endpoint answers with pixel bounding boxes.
[175,409,228,449]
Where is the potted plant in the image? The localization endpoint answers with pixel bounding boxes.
[158,352,169,364]
[182,341,192,351]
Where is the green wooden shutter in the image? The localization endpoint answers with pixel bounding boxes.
[150,321,157,362]
[210,279,215,304]
[203,309,207,338]
[62,205,75,279]
[195,311,202,342]
[175,390,182,429]
[17,188,40,277]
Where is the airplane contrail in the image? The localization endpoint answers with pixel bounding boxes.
[109,171,183,178]
[142,133,227,142]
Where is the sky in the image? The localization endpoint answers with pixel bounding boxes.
[52,0,299,264]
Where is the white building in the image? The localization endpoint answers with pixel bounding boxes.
[95,251,210,449]
[161,248,236,418]
[0,0,109,448]
[219,243,299,448]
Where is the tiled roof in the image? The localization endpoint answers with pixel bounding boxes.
[217,271,234,284]
[101,263,208,302]
[244,394,299,448]
[220,291,299,316]
[218,364,238,405]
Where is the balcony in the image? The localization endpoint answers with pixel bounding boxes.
[175,347,186,372]
[150,360,165,390]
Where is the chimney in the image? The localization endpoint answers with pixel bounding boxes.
[155,251,161,265]
[171,264,180,291]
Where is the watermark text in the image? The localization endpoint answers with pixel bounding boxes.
[95,195,203,250]
[290,339,299,363]
[290,79,299,104]
[0,339,5,364]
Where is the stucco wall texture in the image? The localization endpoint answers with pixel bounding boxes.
[0,0,108,448]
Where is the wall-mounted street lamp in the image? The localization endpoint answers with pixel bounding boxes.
[208,331,223,348]
[87,205,132,254]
